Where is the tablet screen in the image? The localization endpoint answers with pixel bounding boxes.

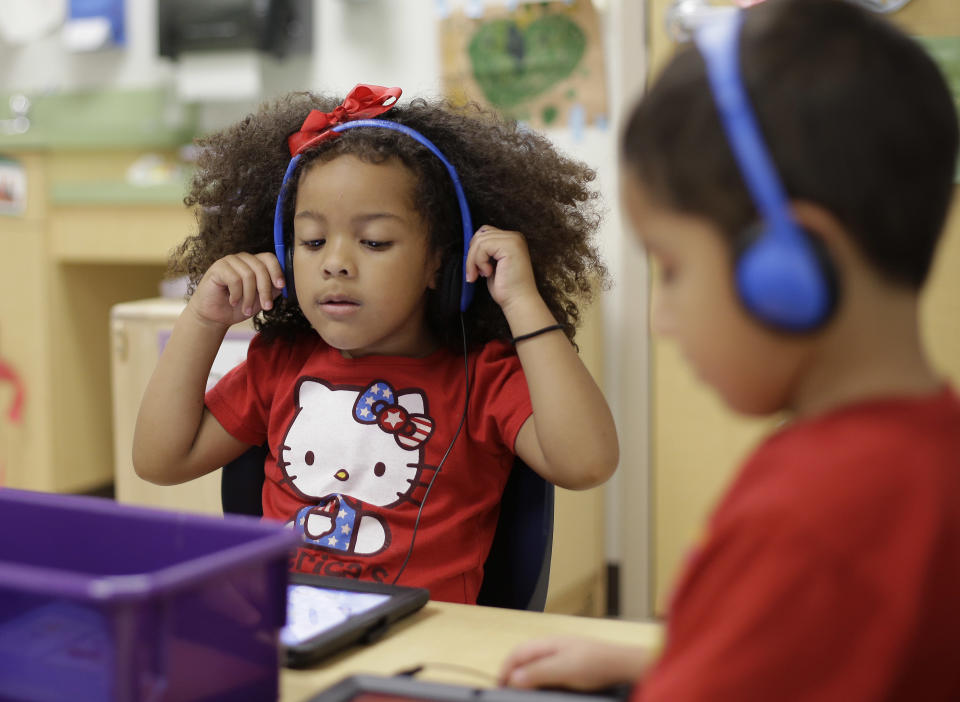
[281,584,391,647]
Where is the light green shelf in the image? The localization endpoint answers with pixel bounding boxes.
[49,180,190,206]
[0,88,198,151]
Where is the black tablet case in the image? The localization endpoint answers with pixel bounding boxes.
[283,575,430,668]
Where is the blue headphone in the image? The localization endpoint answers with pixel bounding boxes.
[694,11,838,332]
[273,118,476,318]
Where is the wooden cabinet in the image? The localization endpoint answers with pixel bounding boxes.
[0,154,51,490]
[0,149,190,493]
[110,298,255,515]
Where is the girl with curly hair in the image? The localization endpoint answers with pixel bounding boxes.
[133,85,617,602]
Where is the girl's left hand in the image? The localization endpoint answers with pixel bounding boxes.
[465,226,539,312]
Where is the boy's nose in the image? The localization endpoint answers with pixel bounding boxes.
[650,293,674,337]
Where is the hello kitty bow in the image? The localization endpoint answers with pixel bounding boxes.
[352,381,434,450]
[287,84,402,156]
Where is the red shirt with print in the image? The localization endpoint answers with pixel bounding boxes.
[206,331,532,603]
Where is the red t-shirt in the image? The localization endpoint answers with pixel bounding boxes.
[636,387,960,701]
[206,331,532,603]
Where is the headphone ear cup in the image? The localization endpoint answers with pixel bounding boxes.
[285,244,298,307]
[734,222,839,333]
[436,258,462,321]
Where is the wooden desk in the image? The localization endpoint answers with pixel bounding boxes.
[281,602,661,702]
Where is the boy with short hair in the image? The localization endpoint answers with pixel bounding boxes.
[499,0,960,698]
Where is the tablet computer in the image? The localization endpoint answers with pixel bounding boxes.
[281,575,430,668]
[305,674,632,702]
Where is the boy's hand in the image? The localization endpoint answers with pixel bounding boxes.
[188,252,285,328]
[499,636,649,692]
[465,226,539,314]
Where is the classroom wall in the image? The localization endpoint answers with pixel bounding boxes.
[0,0,169,92]
[0,1,429,134]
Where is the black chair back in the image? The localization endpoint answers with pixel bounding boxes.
[220,444,268,517]
[476,458,554,610]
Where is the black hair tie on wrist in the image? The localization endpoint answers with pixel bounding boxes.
[512,323,564,344]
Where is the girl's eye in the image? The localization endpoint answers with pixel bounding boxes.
[362,240,391,250]
[303,238,325,249]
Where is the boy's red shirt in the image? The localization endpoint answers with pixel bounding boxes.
[636,387,960,701]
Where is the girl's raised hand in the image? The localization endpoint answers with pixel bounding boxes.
[465,226,539,313]
[188,252,285,328]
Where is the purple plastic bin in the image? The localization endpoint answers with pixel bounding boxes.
[0,488,299,702]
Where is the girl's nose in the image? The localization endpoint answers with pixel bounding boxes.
[321,239,355,277]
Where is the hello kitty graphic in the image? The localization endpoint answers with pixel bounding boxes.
[279,378,435,556]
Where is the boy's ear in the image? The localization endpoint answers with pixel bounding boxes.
[788,201,851,259]
[426,249,444,290]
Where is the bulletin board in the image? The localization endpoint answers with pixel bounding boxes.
[439,0,607,129]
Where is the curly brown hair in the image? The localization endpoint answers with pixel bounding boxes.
[172,91,607,349]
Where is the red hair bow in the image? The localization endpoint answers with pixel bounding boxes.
[287,84,402,156]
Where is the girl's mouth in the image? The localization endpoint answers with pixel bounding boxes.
[319,297,360,317]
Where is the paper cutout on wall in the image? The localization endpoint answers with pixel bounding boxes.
[440,0,607,130]
[0,355,25,487]
[0,157,27,217]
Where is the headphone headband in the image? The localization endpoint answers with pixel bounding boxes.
[694,10,837,332]
[695,11,796,236]
[273,153,302,296]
